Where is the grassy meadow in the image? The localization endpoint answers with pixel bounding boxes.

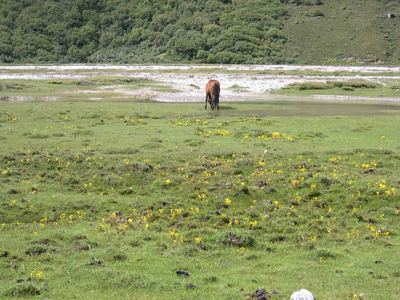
[1,83,400,299]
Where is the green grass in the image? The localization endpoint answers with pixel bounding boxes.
[227,84,249,93]
[0,78,176,102]
[276,80,400,98]
[1,100,400,299]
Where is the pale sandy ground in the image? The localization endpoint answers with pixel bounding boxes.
[1,65,400,102]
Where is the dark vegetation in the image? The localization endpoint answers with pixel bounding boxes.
[0,0,399,64]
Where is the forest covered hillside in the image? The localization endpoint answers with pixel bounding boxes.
[0,0,399,65]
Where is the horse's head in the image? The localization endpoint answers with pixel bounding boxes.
[212,94,219,110]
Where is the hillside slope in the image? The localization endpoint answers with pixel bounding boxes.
[0,0,399,65]
[283,0,400,65]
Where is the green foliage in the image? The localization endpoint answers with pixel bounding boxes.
[0,0,290,64]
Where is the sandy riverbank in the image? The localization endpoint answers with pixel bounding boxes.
[1,65,399,103]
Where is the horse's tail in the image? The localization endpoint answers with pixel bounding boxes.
[213,81,220,97]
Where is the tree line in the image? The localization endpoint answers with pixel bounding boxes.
[0,0,301,64]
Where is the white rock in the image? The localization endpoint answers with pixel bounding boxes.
[290,289,315,300]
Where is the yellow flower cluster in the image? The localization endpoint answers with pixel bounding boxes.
[210,129,231,137]
[173,118,209,126]
[255,131,293,141]
[367,224,390,239]
[1,167,11,176]
[237,246,246,255]
[194,236,203,245]
[328,156,342,163]
[197,193,207,201]
[7,114,18,122]
[249,220,258,229]
[30,270,44,281]
[170,208,183,220]
[228,218,240,227]
[360,161,380,169]
[369,179,398,197]
[99,211,135,232]
[169,228,182,243]
[385,188,397,197]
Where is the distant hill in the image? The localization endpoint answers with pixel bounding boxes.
[0,0,399,65]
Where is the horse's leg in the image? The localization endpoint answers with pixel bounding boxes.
[205,94,208,109]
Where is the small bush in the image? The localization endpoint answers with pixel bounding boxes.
[342,86,354,91]
[0,83,30,90]
[25,246,47,256]
[342,80,378,89]
[329,80,379,89]
[287,82,333,90]
[7,283,41,297]
[307,9,324,17]
[315,248,338,259]
[29,133,50,139]
[291,0,323,5]
[222,233,255,247]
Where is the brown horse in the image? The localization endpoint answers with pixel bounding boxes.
[205,79,220,110]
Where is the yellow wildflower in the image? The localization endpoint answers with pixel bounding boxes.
[272,132,282,139]
[224,197,232,206]
[249,220,258,228]
[30,271,44,281]
[237,247,246,255]
[194,236,202,245]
